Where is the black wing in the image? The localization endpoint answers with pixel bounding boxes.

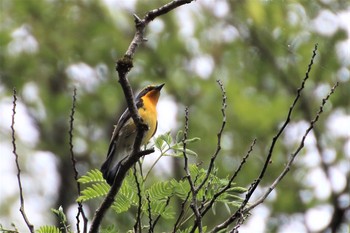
[101,107,131,183]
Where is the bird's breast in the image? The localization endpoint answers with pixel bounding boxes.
[138,100,157,144]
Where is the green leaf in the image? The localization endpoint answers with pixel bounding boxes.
[77,183,109,202]
[112,193,132,213]
[147,181,174,200]
[143,199,175,219]
[229,186,247,193]
[171,179,191,200]
[154,135,166,151]
[171,144,198,157]
[51,206,67,225]
[159,132,172,145]
[36,226,61,233]
[100,225,119,233]
[78,169,105,184]
[118,177,138,205]
[175,130,184,143]
[184,137,201,144]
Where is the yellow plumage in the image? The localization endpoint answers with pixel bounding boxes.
[101,84,164,185]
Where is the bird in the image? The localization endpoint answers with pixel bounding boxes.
[101,83,164,185]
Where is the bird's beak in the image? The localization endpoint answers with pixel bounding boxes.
[155,83,165,91]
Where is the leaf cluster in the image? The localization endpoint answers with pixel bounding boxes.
[76,133,246,232]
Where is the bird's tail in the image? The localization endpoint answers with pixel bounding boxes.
[101,157,120,186]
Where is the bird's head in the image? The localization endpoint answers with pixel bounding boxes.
[136,83,165,105]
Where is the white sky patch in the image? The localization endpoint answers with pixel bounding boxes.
[23,82,47,121]
[312,8,350,66]
[326,109,350,138]
[337,7,350,33]
[0,98,39,146]
[283,121,321,168]
[279,214,307,233]
[156,95,178,135]
[184,37,200,55]
[305,168,331,200]
[240,205,269,233]
[28,151,60,198]
[7,24,39,56]
[305,205,332,232]
[66,62,102,92]
[200,0,229,18]
[336,39,350,67]
[73,136,88,155]
[313,83,331,101]
[336,8,350,66]
[175,5,195,38]
[322,148,336,164]
[149,18,165,34]
[102,0,136,11]
[0,143,18,198]
[337,67,350,82]
[147,19,165,49]
[142,150,174,179]
[329,166,347,193]
[190,55,214,79]
[222,25,240,43]
[211,0,229,18]
[283,121,310,146]
[312,10,339,36]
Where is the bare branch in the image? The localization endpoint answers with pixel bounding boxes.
[69,87,88,233]
[197,80,227,192]
[133,165,142,233]
[182,107,195,190]
[11,88,34,233]
[245,82,339,213]
[181,107,202,233]
[89,149,153,232]
[201,139,256,217]
[125,0,194,59]
[146,193,153,233]
[189,80,227,232]
[173,189,191,232]
[210,43,319,233]
[151,195,171,232]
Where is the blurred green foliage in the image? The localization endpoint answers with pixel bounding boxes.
[1,0,349,232]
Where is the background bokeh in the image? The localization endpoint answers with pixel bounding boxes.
[1,0,349,232]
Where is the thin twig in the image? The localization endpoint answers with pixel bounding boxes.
[210,43,319,233]
[89,149,153,232]
[133,165,143,233]
[173,188,192,232]
[147,193,153,233]
[197,80,227,192]
[124,0,194,59]
[199,169,216,212]
[151,195,172,231]
[244,82,339,213]
[182,107,202,233]
[201,139,256,216]
[190,80,227,232]
[69,87,88,233]
[11,88,34,233]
